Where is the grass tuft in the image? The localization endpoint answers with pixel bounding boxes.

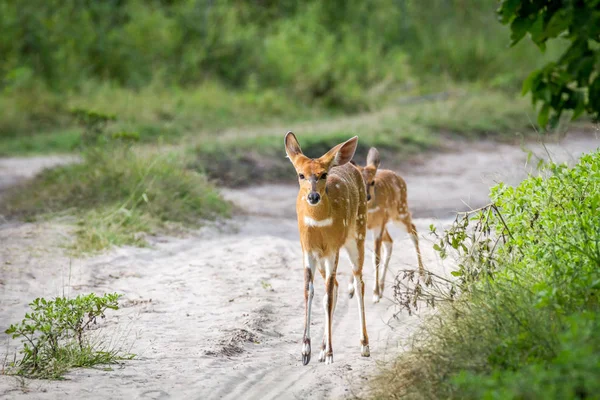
[2,144,230,254]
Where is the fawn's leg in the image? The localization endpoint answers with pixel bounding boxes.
[397,214,425,278]
[301,251,317,365]
[345,239,370,357]
[321,252,339,364]
[372,224,386,303]
[379,228,393,299]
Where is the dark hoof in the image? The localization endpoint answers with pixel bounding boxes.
[302,352,311,365]
[302,338,311,365]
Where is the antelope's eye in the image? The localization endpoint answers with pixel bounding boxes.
[321,173,327,180]
[371,181,375,186]
[298,173,305,180]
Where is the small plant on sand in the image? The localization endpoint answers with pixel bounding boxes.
[4,293,133,379]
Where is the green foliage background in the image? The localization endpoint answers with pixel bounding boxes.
[0,0,565,139]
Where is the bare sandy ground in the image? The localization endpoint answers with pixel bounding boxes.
[0,132,598,399]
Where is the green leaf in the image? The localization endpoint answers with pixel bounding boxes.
[544,9,571,38]
[530,13,547,48]
[537,103,550,128]
[497,0,521,24]
[510,16,533,45]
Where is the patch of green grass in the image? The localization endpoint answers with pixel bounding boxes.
[407,88,535,136]
[0,81,325,154]
[0,129,82,155]
[2,144,230,254]
[191,88,535,186]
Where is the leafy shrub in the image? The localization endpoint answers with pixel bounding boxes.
[374,149,600,399]
[4,293,131,379]
[453,312,600,399]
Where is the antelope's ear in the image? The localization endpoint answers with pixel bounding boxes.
[321,136,358,169]
[284,131,303,163]
[366,147,381,169]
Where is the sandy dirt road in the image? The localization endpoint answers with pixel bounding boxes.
[0,132,598,399]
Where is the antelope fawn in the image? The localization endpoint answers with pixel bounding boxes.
[352,147,425,303]
[284,132,370,365]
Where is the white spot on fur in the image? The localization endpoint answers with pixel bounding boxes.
[304,216,333,227]
[336,184,340,189]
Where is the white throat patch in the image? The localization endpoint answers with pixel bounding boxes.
[367,207,381,214]
[304,216,333,227]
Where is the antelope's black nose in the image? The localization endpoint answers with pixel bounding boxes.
[367,194,372,201]
[307,192,321,205]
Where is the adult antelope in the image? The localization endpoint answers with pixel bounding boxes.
[352,147,425,303]
[284,132,370,365]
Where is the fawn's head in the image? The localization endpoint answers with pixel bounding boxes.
[285,132,358,206]
[355,147,380,203]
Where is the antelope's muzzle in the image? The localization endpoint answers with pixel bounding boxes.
[307,192,321,205]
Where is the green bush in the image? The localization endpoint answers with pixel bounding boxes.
[454,312,600,399]
[4,293,132,379]
[373,149,600,399]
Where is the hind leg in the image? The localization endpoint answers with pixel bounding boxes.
[397,214,425,278]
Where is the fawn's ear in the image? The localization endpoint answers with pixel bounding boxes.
[366,147,381,169]
[284,131,304,164]
[321,136,358,169]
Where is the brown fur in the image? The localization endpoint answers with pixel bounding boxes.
[356,148,425,301]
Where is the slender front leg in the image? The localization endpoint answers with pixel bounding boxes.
[302,251,317,365]
[319,276,338,362]
[372,225,385,303]
[321,252,339,364]
[345,239,370,358]
[379,228,393,299]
